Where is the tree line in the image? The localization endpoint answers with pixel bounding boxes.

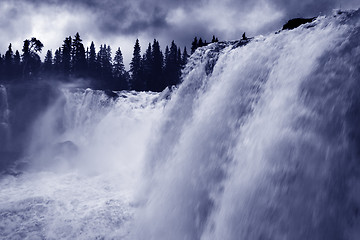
[0,33,219,92]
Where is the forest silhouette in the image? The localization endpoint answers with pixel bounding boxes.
[0,34,219,91]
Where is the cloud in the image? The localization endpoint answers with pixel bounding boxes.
[0,0,359,67]
[0,2,96,52]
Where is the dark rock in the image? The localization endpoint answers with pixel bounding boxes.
[104,90,119,99]
[282,17,316,30]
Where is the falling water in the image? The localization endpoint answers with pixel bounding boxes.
[0,85,10,152]
[1,9,360,240]
[134,10,360,240]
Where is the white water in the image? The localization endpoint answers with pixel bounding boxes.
[0,85,10,152]
[1,9,360,240]
[0,90,166,239]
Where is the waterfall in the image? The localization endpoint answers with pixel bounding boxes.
[134,10,360,240]
[0,85,11,152]
[1,9,360,240]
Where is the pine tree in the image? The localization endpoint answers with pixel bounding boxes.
[72,32,87,77]
[141,43,152,90]
[151,39,165,91]
[95,44,113,88]
[14,50,21,78]
[21,40,31,78]
[130,39,143,91]
[211,35,219,42]
[88,41,97,79]
[22,38,43,79]
[103,45,113,87]
[242,32,247,40]
[164,46,170,64]
[181,47,189,68]
[113,47,125,78]
[191,37,198,54]
[212,35,216,43]
[61,36,72,78]
[113,47,127,90]
[53,48,62,76]
[43,50,53,74]
[4,44,14,79]
[164,40,181,86]
[198,38,204,48]
[5,44,14,63]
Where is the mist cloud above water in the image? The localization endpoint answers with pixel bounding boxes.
[1,0,359,66]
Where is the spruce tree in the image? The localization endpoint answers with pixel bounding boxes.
[164,45,170,86]
[61,36,72,78]
[141,43,152,90]
[113,47,125,78]
[211,36,219,42]
[14,50,21,79]
[103,45,113,88]
[164,40,181,86]
[191,37,198,54]
[53,48,62,76]
[113,47,127,90]
[151,39,165,91]
[5,44,14,63]
[4,44,14,79]
[43,50,53,74]
[88,41,97,79]
[212,35,216,43]
[164,46,170,64]
[130,39,143,91]
[22,40,30,72]
[95,44,113,88]
[72,32,87,77]
[198,38,204,48]
[181,47,189,68]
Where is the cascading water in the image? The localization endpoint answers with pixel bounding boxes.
[0,88,165,239]
[1,9,360,240]
[133,10,360,240]
[0,85,10,153]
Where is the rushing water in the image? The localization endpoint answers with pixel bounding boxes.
[0,85,10,152]
[1,9,360,240]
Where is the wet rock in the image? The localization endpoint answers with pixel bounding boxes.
[282,17,316,30]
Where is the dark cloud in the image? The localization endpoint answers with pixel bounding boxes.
[12,0,173,35]
[97,5,169,35]
[6,0,360,37]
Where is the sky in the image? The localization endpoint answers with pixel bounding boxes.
[1,0,359,68]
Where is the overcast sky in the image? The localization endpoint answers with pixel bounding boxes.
[1,0,359,68]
